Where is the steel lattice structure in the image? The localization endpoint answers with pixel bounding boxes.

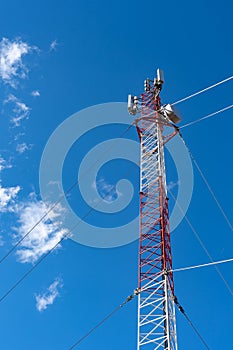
[128,71,180,350]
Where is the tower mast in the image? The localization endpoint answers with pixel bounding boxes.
[128,70,180,350]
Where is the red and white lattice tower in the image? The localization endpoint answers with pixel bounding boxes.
[128,69,181,350]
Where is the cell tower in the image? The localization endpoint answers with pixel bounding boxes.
[128,70,181,350]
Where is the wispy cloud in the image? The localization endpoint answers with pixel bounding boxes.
[0,184,20,212]
[167,180,180,191]
[16,142,33,154]
[94,177,120,202]
[48,180,63,192]
[0,156,12,172]
[14,196,68,263]
[4,94,30,127]
[0,236,4,247]
[35,277,63,312]
[0,37,35,88]
[31,90,40,97]
[14,132,26,141]
[49,39,58,51]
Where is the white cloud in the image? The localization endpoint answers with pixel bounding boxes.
[0,236,4,246]
[48,181,63,192]
[14,197,68,263]
[94,177,120,202]
[31,90,40,97]
[0,157,6,172]
[167,180,180,191]
[16,142,32,154]
[0,37,34,87]
[0,156,12,172]
[35,278,63,312]
[49,39,58,51]
[14,132,26,141]
[0,184,20,212]
[4,94,30,126]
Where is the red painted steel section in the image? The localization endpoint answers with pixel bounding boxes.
[137,91,175,295]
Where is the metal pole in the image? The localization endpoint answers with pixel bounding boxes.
[129,71,179,350]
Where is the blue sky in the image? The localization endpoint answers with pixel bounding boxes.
[0,0,233,349]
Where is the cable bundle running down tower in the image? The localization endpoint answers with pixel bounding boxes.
[128,70,181,350]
